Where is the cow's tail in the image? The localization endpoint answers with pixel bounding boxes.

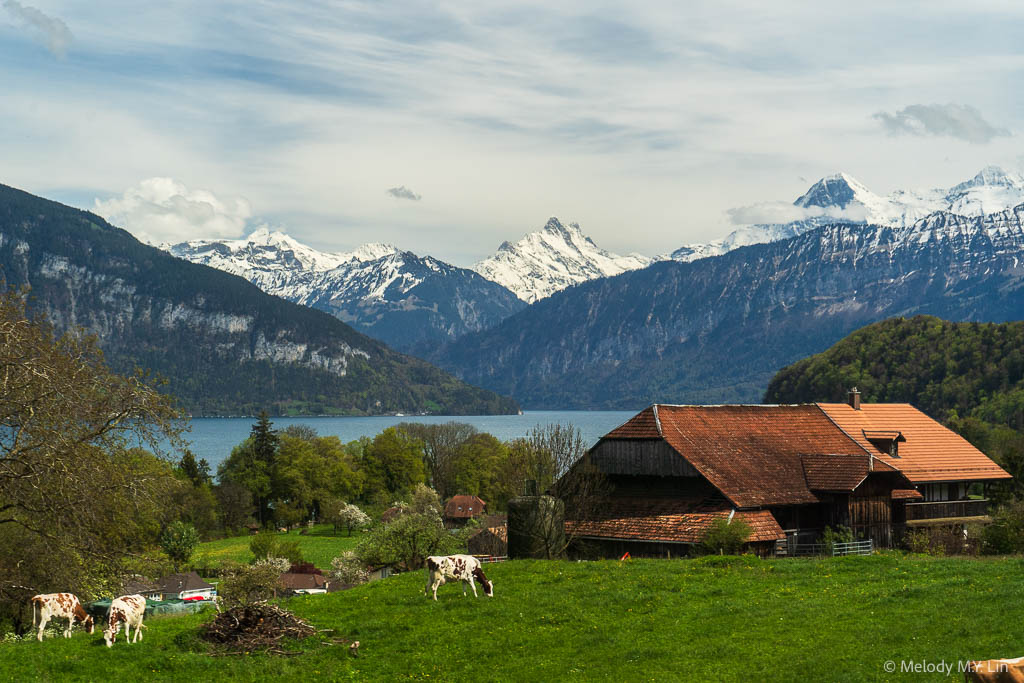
[32,599,36,629]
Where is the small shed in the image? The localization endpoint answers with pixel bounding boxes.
[467,525,508,557]
[122,576,162,601]
[279,573,329,595]
[443,495,487,528]
[157,571,216,601]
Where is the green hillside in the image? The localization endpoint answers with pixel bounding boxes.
[0,183,518,416]
[765,316,1024,497]
[3,556,1024,681]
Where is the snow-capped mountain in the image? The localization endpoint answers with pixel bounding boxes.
[472,217,653,303]
[167,229,524,352]
[670,166,1024,262]
[434,203,1024,409]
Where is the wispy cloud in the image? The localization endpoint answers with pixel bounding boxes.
[3,0,71,57]
[387,185,421,201]
[873,103,1010,144]
[94,178,252,245]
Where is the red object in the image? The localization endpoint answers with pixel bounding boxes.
[619,552,631,561]
[183,596,204,602]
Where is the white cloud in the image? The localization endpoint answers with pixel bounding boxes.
[94,178,252,245]
[726,201,869,226]
[873,103,1011,144]
[3,0,72,57]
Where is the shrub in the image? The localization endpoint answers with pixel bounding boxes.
[699,518,752,555]
[982,500,1024,554]
[331,552,371,585]
[160,521,200,571]
[821,525,854,554]
[356,511,461,571]
[248,534,304,564]
[217,563,284,609]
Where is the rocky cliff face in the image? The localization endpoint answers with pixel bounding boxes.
[433,205,1024,409]
[0,184,519,416]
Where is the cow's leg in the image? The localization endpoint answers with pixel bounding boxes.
[431,579,441,601]
[64,618,72,638]
[469,577,478,598]
[126,623,132,644]
[36,615,47,642]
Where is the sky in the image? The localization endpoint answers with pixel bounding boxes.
[2,1,1023,266]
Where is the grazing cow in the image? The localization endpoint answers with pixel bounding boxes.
[966,657,1024,682]
[424,554,493,601]
[103,595,147,647]
[30,593,95,641]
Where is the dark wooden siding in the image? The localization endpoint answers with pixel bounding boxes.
[590,440,700,478]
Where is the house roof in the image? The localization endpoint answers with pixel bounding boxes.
[157,571,214,594]
[818,403,1012,484]
[280,573,329,591]
[566,496,785,544]
[444,495,486,518]
[603,404,879,508]
[470,525,508,543]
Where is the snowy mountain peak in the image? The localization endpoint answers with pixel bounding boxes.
[473,217,652,303]
[793,172,875,209]
[671,166,1024,264]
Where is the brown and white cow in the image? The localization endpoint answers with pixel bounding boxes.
[103,594,147,647]
[424,554,493,601]
[966,656,1024,682]
[30,593,95,641]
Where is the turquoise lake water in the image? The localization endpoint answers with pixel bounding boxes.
[178,410,638,470]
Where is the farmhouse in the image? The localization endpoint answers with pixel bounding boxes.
[443,495,487,528]
[568,392,1010,556]
[156,572,216,601]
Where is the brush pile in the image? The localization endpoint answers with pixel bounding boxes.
[200,604,316,654]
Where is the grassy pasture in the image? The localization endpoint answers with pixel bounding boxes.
[196,526,361,570]
[3,554,1024,682]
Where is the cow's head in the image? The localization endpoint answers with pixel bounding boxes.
[83,615,95,634]
[472,567,493,597]
[103,626,114,647]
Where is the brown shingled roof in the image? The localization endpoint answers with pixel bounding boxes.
[567,496,784,544]
[650,404,873,507]
[801,454,871,491]
[605,405,662,439]
[444,495,486,519]
[818,403,1012,484]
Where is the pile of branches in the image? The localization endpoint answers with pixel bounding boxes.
[200,603,316,655]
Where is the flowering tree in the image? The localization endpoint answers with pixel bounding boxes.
[338,503,371,536]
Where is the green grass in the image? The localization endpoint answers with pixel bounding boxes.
[196,526,361,570]
[4,554,1024,681]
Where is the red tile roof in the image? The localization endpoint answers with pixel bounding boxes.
[891,488,924,500]
[638,404,874,507]
[567,496,784,544]
[801,454,871,491]
[818,403,1011,484]
[444,495,486,518]
[605,405,662,439]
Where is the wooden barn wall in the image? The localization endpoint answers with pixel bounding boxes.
[848,475,898,548]
[589,440,700,478]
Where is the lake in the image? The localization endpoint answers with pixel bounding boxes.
[178,410,638,470]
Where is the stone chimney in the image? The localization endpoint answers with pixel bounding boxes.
[848,387,861,410]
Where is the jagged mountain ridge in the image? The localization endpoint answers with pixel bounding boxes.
[168,229,525,352]
[431,204,1024,409]
[0,183,519,416]
[670,166,1024,262]
[471,217,653,303]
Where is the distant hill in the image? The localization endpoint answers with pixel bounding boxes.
[764,316,1024,423]
[0,183,518,416]
[764,316,1024,496]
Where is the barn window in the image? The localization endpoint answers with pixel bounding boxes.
[458,506,463,511]
[468,507,473,512]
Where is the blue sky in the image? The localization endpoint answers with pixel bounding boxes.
[2,0,1023,264]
